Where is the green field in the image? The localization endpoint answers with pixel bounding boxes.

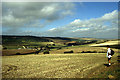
[2,35,103,49]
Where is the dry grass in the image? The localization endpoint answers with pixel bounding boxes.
[2,49,37,56]
[90,40,119,47]
[0,45,2,50]
[49,46,118,54]
[2,53,118,78]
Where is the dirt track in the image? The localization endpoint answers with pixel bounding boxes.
[2,53,118,78]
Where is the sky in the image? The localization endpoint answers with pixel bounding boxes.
[2,2,118,39]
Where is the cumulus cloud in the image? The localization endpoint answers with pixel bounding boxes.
[72,28,89,32]
[2,2,75,28]
[46,10,118,38]
[2,2,118,39]
[48,28,56,31]
[101,10,118,20]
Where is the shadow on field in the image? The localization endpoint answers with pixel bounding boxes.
[16,50,40,55]
[104,63,114,67]
[117,56,120,63]
[2,49,42,56]
[104,64,110,67]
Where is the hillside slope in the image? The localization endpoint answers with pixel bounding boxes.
[89,40,120,49]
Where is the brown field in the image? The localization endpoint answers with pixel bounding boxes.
[90,40,119,47]
[2,46,119,56]
[2,49,37,56]
[2,51,118,78]
[2,40,120,78]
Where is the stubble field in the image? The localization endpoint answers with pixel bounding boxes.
[2,53,118,78]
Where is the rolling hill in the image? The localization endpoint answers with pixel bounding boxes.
[2,35,113,50]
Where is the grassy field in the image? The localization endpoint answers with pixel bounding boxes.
[2,52,118,78]
[2,35,102,49]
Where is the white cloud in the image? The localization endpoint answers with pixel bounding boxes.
[68,10,118,29]
[62,10,73,16]
[49,28,56,31]
[41,6,55,15]
[72,28,89,32]
[44,10,118,38]
[2,2,118,39]
[101,10,118,20]
[70,19,81,24]
[2,2,75,28]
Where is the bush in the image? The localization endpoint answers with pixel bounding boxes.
[34,50,40,54]
[81,51,97,53]
[53,44,55,46]
[16,53,21,55]
[57,47,62,50]
[43,50,49,54]
[64,50,74,54]
[3,47,7,50]
[98,51,106,53]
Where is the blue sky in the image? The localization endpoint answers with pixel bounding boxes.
[2,2,118,39]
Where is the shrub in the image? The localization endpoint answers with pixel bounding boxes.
[53,44,55,46]
[81,51,97,53]
[43,50,49,54]
[64,50,74,54]
[16,53,21,55]
[57,47,62,50]
[98,51,106,53]
[3,47,7,50]
[34,50,40,54]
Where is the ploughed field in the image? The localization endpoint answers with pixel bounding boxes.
[2,53,118,78]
